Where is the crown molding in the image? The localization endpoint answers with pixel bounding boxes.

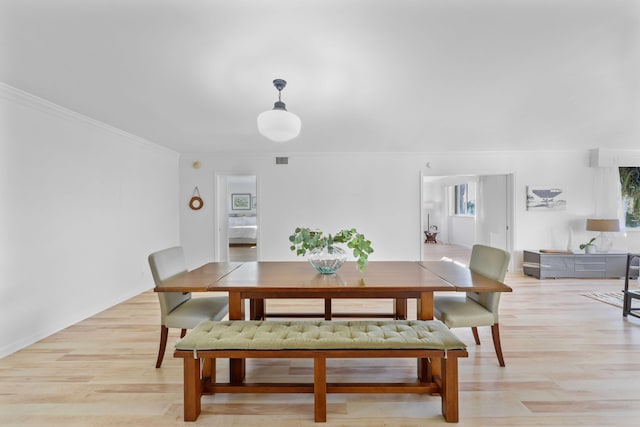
[0,81,178,157]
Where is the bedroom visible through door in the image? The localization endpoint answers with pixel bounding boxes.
[227,175,257,262]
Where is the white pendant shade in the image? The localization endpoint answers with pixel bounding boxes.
[257,79,301,142]
[257,108,301,142]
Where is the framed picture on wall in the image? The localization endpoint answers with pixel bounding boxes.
[526,186,566,211]
[231,193,251,210]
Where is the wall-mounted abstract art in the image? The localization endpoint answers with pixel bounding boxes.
[526,186,566,211]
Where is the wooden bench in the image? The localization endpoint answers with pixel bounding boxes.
[174,319,468,423]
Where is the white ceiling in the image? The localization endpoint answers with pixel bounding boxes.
[1,0,639,154]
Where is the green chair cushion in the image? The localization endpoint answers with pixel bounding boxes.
[434,295,495,328]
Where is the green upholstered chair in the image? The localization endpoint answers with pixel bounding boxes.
[148,246,228,368]
[434,244,511,366]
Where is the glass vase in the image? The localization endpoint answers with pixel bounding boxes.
[307,246,347,274]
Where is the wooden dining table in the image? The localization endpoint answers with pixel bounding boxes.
[155,259,512,383]
[155,260,512,319]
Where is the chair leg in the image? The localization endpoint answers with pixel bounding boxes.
[471,327,481,345]
[180,328,187,338]
[623,292,630,317]
[491,323,506,367]
[156,325,169,368]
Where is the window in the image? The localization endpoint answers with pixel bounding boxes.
[452,183,476,216]
[620,167,640,228]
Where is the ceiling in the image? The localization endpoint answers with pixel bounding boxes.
[1,0,639,154]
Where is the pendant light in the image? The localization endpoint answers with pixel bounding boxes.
[257,79,301,142]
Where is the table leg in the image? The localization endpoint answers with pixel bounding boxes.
[324,298,332,320]
[228,292,245,320]
[228,292,245,384]
[395,298,407,319]
[417,292,434,320]
[250,298,265,320]
[417,356,432,383]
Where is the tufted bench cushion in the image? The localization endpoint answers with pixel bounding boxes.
[175,319,467,351]
[174,319,468,423]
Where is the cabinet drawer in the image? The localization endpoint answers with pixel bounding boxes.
[575,255,606,264]
[539,256,574,270]
[575,257,606,272]
[538,256,574,278]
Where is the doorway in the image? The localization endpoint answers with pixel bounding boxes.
[421,173,514,268]
[215,174,258,262]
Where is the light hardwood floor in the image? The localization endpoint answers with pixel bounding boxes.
[2,244,640,426]
[229,244,257,262]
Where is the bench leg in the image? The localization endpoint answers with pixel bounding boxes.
[440,355,460,423]
[314,356,327,422]
[183,357,202,421]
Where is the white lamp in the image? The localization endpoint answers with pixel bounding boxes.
[257,79,301,142]
[586,218,620,253]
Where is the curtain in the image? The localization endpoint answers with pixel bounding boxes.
[593,166,625,229]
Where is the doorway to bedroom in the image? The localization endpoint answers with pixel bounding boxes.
[226,175,257,262]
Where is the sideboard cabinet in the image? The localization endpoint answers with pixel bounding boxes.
[523,250,638,279]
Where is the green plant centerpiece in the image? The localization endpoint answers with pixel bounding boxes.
[579,237,597,253]
[289,227,374,274]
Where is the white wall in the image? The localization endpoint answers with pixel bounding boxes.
[179,150,640,271]
[180,153,425,267]
[0,84,180,357]
[450,216,477,248]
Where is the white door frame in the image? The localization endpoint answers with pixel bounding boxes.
[214,172,258,262]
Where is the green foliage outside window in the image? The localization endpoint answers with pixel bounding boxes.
[620,167,640,228]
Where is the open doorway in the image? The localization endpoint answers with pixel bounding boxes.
[215,174,258,262]
[421,174,514,269]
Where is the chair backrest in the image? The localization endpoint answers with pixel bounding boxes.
[467,244,511,321]
[148,246,191,324]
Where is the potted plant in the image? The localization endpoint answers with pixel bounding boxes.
[579,237,597,254]
[289,227,374,273]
